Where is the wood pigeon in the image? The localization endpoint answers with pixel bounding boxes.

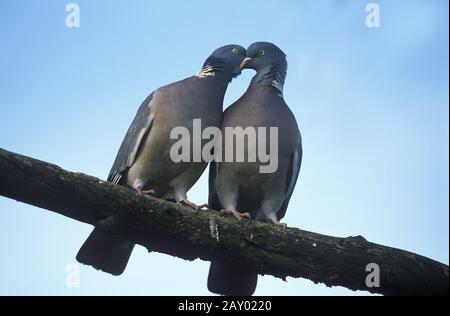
[207,42,302,295]
[77,45,247,275]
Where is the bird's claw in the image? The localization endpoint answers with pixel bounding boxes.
[134,188,156,196]
[270,219,287,228]
[221,209,251,221]
[178,199,207,210]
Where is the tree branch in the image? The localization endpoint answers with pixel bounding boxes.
[0,148,448,295]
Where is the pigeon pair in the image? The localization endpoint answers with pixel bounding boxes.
[76,42,302,296]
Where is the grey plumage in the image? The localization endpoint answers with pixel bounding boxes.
[108,92,155,185]
[77,45,246,275]
[208,42,302,295]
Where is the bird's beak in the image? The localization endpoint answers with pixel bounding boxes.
[240,57,253,70]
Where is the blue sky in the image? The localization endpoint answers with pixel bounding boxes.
[0,0,448,295]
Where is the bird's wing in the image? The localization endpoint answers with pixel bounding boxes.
[208,105,228,212]
[107,92,155,184]
[277,141,303,220]
[208,161,222,211]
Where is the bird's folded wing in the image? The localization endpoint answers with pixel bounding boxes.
[207,161,221,211]
[277,142,303,220]
[107,92,155,184]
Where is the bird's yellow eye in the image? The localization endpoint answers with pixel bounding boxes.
[232,48,239,54]
[259,50,265,56]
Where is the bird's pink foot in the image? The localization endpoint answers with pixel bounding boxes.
[178,199,206,210]
[221,208,251,221]
[134,188,156,196]
[270,219,287,228]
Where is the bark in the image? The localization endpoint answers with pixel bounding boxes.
[0,148,448,296]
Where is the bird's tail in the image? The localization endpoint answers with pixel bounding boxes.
[207,261,258,296]
[76,228,135,276]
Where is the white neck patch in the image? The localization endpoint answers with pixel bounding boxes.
[271,79,284,97]
[196,65,215,78]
